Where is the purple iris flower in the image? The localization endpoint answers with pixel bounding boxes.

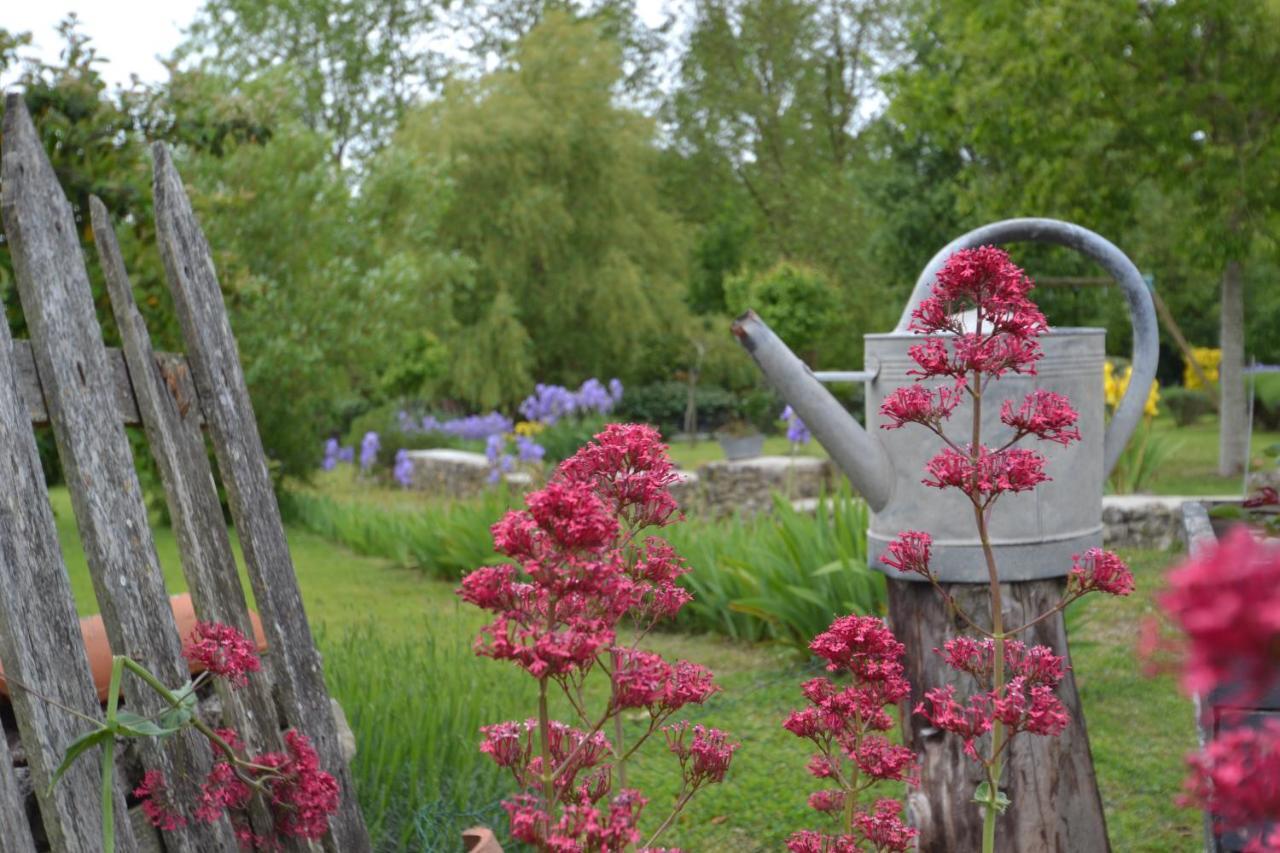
[393,449,413,487]
[360,431,380,470]
[781,405,810,444]
[322,438,340,471]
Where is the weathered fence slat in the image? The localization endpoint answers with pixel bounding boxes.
[2,94,236,851]
[0,737,35,853]
[92,195,293,845]
[0,101,135,853]
[152,141,372,852]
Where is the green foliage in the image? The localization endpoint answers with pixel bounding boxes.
[280,489,518,582]
[1160,386,1215,428]
[536,414,608,465]
[664,490,885,652]
[724,261,838,360]
[321,627,531,850]
[615,381,739,435]
[179,0,443,161]
[1107,423,1182,496]
[1253,373,1280,430]
[390,11,691,402]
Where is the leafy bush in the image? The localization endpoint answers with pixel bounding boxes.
[535,413,608,464]
[615,382,738,435]
[1253,373,1280,430]
[341,402,469,477]
[663,489,885,652]
[1161,386,1215,427]
[724,261,838,359]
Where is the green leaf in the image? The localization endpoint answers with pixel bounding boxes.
[813,559,852,577]
[112,701,176,737]
[1209,505,1246,519]
[972,781,1012,814]
[48,728,113,794]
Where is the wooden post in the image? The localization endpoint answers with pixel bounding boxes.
[888,577,1111,852]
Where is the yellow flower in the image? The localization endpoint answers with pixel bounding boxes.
[1103,361,1159,418]
[514,420,546,437]
[1183,346,1221,390]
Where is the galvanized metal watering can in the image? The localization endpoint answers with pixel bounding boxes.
[733,218,1159,582]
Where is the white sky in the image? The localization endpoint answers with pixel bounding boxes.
[4,0,676,90]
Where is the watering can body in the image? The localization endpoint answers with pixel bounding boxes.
[734,218,1159,583]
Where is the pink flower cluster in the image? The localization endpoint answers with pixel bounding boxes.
[785,800,916,853]
[664,722,739,787]
[1160,528,1280,698]
[135,623,339,848]
[1068,548,1135,597]
[460,426,695,681]
[1180,719,1280,843]
[1159,529,1280,845]
[461,425,736,851]
[504,789,649,852]
[783,616,917,853]
[134,729,339,848]
[922,445,1048,503]
[182,621,262,687]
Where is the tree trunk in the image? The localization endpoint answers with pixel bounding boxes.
[888,577,1110,853]
[1218,259,1246,477]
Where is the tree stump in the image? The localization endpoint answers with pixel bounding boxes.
[887,577,1110,852]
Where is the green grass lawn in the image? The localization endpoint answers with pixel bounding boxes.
[1139,414,1280,495]
[47,483,1202,851]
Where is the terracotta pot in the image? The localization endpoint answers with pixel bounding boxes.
[462,827,503,853]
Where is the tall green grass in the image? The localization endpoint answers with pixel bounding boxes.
[666,490,884,651]
[281,487,516,582]
[289,484,883,654]
[319,624,534,851]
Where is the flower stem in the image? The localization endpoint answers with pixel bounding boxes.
[538,677,556,832]
[971,369,1005,853]
[614,709,627,788]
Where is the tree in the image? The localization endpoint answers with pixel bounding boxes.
[665,0,907,360]
[178,0,445,162]
[389,11,691,403]
[884,0,1280,475]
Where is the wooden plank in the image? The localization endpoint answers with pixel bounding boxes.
[0,239,127,851]
[14,339,202,427]
[888,577,1110,853]
[2,93,237,851]
[152,141,372,852]
[92,195,291,845]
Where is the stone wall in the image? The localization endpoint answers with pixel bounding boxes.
[1102,495,1238,551]
[673,455,835,518]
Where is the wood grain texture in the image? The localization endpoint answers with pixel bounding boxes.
[888,577,1110,852]
[151,141,371,851]
[15,340,200,427]
[0,96,137,853]
[2,94,236,851]
[92,195,297,847]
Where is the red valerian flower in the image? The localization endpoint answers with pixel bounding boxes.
[261,731,341,840]
[1182,719,1280,837]
[879,384,964,431]
[1159,527,1280,698]
[880,530,933,579]
[786,830,860,853]
[853,798,919,853]
[939,638,1067,689]
[922,445,1048,501]
[1000,390,1082,446]
[664,722,739,787]
[182,622,262,687]
[1068,548,1134,597]
[555,423,681,528]
[915,686,994,760]
[809,615,906,680]
[807,789,845,814]
[134,769,187,832]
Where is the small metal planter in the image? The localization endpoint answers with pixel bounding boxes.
[715,430,765,460]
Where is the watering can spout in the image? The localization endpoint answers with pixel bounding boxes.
[731,312,894,512]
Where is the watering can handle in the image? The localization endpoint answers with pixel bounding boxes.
[896,218,1159,479]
